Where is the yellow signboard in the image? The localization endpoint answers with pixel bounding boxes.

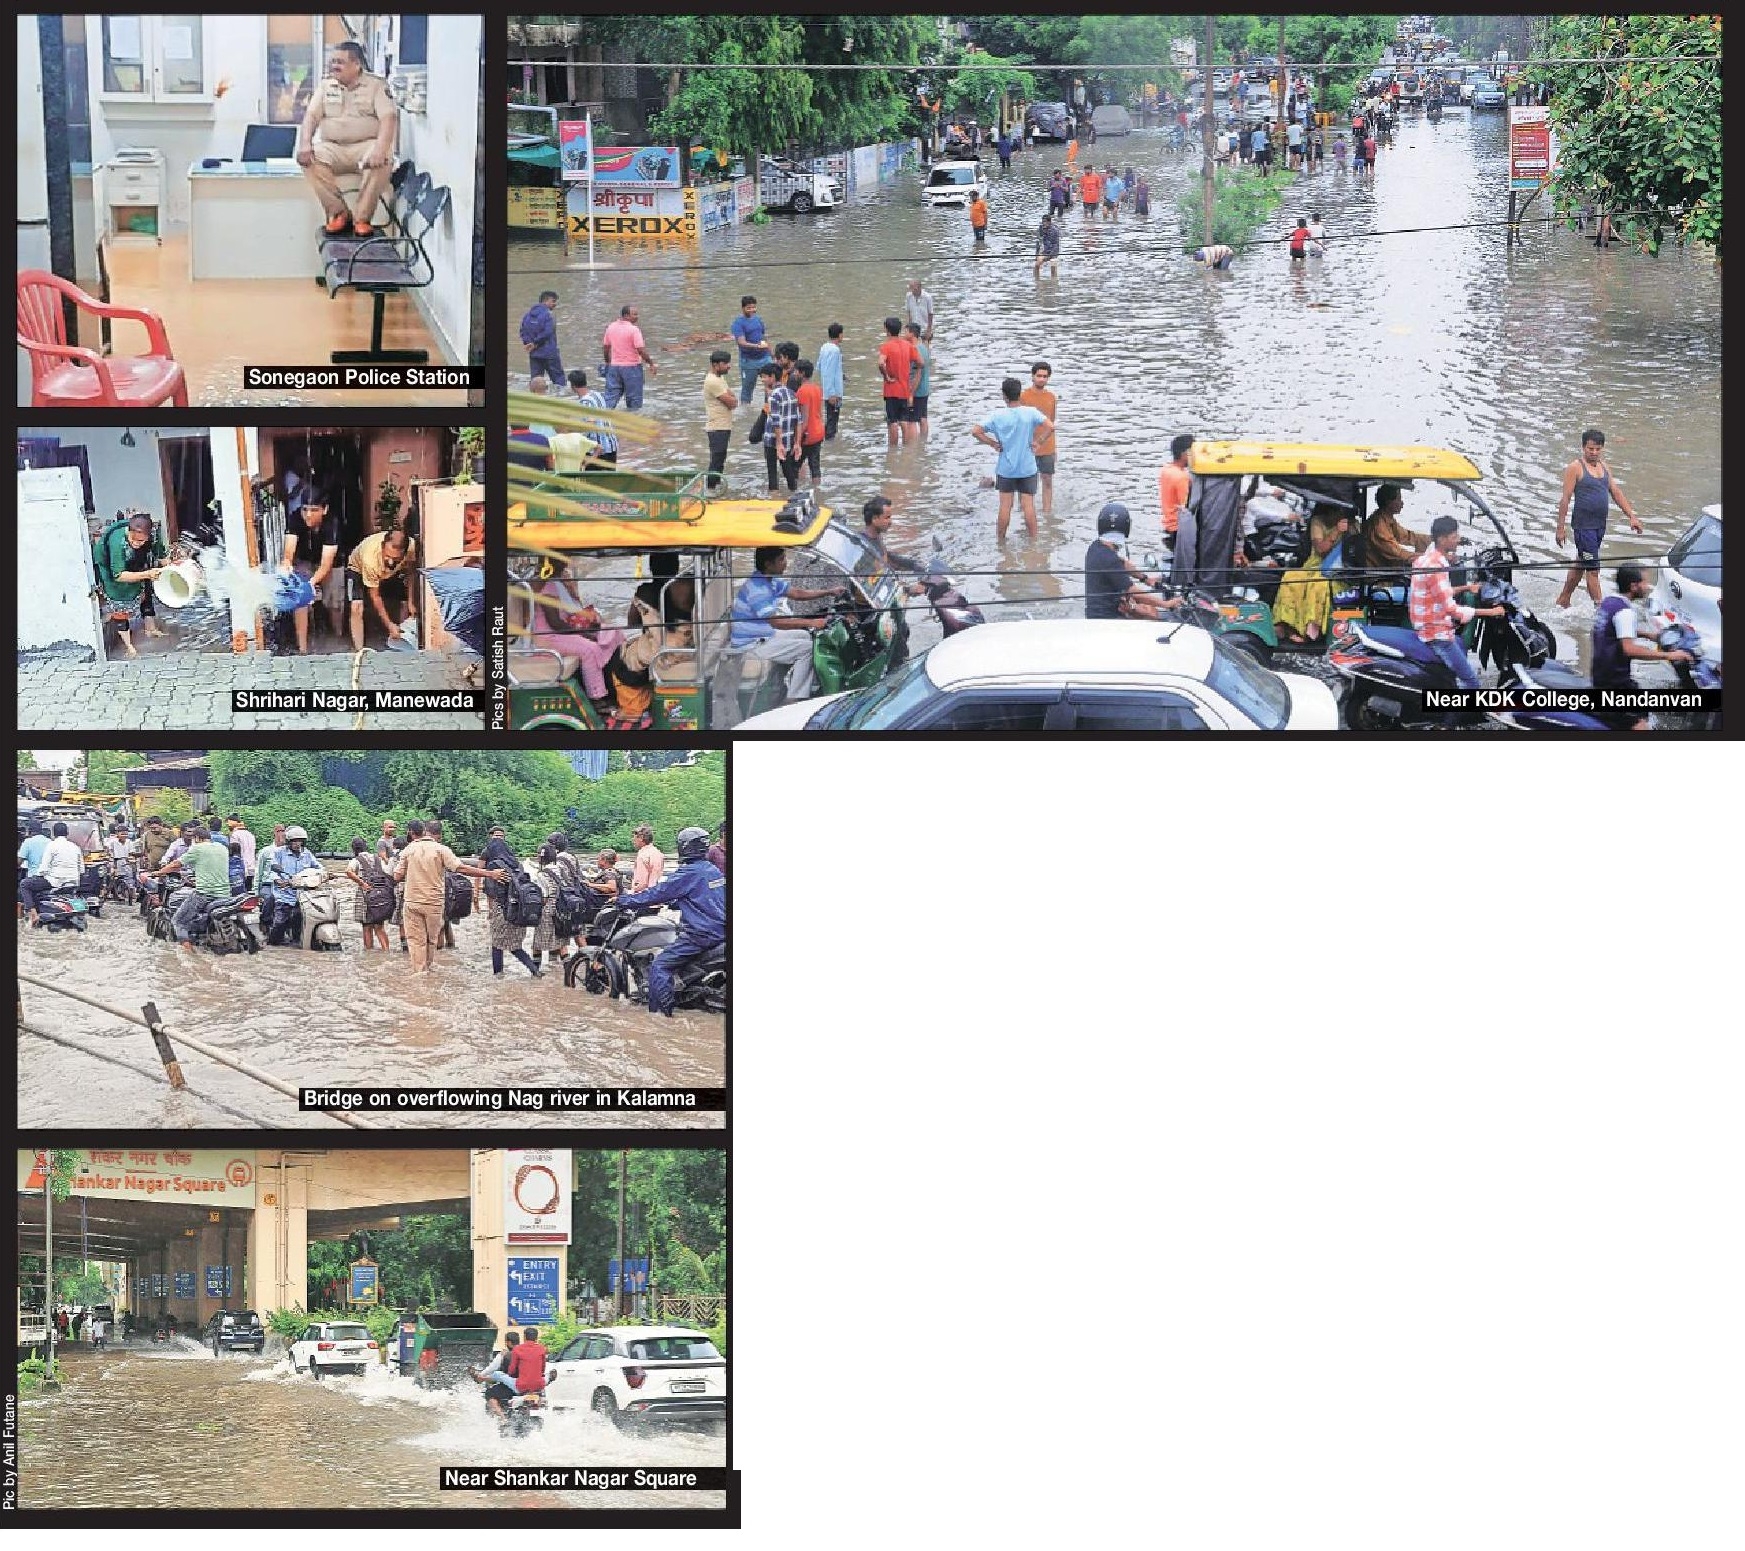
[508,186,565,230]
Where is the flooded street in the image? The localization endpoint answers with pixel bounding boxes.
[508,111,1720,668]
[16,899,724,1129]
[19,1341,725,1511]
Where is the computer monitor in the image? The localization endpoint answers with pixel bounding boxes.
[241,123,298,161]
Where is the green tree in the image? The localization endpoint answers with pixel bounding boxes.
[1534,14,1721,256]
[78,749,147,797]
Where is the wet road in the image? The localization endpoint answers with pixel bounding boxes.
[508,111,1720,668]
[19,1340,725,1511]
[17,890,724,1129]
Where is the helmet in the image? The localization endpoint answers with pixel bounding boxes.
[676,826,710,861]
[284,826,308,843]
[1096,502,1131,538]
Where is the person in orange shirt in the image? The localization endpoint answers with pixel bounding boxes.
[1065,137,1079,167]
[1017,361,1059,517]
[968,192,989,245]
[1078,164,1102,216]
[1158,433,1195,552]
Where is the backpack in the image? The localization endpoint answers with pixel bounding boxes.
[551,869,592,936]
[443,872,474,923]
[505,872,547,928]
[359,857,396,924]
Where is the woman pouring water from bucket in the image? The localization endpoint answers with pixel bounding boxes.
[91,508,170,658]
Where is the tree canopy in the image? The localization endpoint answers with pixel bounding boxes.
[206,748,724,857]
[1534,14,1722,257]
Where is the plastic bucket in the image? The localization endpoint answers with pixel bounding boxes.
[154,560,203,608]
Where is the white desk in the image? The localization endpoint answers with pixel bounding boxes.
[186,161,325,280]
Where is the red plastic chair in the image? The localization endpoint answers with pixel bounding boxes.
[17,269,188,407]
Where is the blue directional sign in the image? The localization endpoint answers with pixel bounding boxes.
[507,1256,561,1323]
[205,1265,231,1296]
[174,1272,195,1299]
[608,1257,650,1294]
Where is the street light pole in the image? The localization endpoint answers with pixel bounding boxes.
[1202,14,1217,245]
[615,1149,628,1319]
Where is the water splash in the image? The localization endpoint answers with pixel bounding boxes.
[183,542,304,617]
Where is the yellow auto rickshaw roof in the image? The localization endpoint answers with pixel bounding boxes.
[507,498,834,553]
[509,498,834,554]
[1188,442,1483,480]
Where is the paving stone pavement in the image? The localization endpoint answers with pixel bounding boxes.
[16,648,483,732]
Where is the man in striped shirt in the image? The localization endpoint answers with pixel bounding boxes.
[560,369,618,468]
[1409,517,1505,690]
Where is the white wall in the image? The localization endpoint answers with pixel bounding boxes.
[19,424,210,518]
[394,13,480,364]
[86,14,269,231]
[19,16,49,221]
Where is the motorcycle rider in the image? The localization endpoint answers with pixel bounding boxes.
[1084,504,1181,621]
[1594,564,1692,731]
[172,823,233,955]
[22,821,82,924]
[611,826,727,1017]
[468,1329,519,1410]
[262,825,316,945]
[482,1325,549,1420]
[1408,517,1507,690]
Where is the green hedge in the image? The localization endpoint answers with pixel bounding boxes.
[1177,165,1297,255]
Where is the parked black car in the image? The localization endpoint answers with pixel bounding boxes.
[206,1309,265,1355]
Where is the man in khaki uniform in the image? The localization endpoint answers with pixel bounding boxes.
[393,818,505,973]
[296,40,399,238]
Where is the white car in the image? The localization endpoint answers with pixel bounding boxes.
[289,1319,378,1378]
[1653,503,1722,664]
[549,1324,726,1429]
[737,619,1342,732]
[757,160,838,214]
[922,158,988,208]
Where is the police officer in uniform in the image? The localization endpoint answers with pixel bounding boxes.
[296,39,399,238]
[611,827,726,1017]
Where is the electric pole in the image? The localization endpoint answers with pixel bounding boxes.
[1202,14,1217,245]
[615,1149,628,1318]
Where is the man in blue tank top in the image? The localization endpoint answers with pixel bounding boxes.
[1555,428,1644,610]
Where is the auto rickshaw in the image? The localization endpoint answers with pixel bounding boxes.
[1168,441,1537,660]
[506,470,911,731]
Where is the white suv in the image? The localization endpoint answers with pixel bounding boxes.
[549,1324,726,1429]
[1653,503,1722,664]
[289,1319,378,1378]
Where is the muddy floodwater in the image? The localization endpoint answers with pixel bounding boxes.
[510,110,1720,670]
[17,899,723,1129]
[19,1341,725,1511]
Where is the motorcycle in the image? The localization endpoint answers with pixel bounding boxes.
[474,1365,557,1437]
[146,885,265,954]
[565,904,728,1012]
[32,882,89,933]
[1327,568,1615,730]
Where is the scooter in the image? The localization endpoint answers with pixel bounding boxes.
[32,882,90,933]
[77,859,106,918]
[920,558,986,636]
[566,904,728,1012]
[289,869,344,950]
[147,886,265,954]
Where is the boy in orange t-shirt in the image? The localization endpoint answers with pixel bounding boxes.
[1157,432,1195,551]
[795,360,826,488]
[1016,361,1059,516]
[1079,166,1102,215]
[968,192,989,244]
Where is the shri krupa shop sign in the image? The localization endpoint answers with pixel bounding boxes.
[567,185,697,241]
[17,1148,257,1205]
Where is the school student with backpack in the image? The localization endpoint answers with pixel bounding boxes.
[345,836,395,950]
[482,824,542,977]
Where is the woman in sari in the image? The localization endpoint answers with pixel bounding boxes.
[1271,507,1350,645]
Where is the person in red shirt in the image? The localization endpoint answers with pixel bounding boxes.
[877,316,919,449]
[795,360,826,488]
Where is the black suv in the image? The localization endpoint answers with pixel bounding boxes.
[206,1309,265,1354]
